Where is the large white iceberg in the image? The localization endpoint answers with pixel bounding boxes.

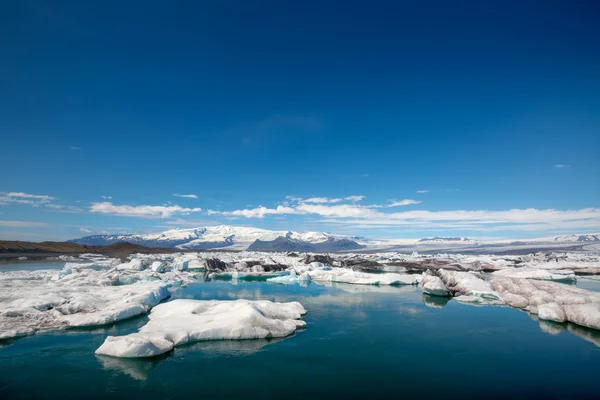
[307,268,419,286]
[95,299,307,358]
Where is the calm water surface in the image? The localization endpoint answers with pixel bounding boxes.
[1,263,600,400]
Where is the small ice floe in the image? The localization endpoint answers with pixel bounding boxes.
[267,270,312,285]
[95,299,307,358]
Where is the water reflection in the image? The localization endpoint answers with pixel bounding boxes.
[97,337,291,380]
[531,314,600,347]
[178,336,288,356]
[97,355,166,381]
[421,294,450,309]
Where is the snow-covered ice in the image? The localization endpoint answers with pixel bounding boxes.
[0,258,198,340]
[420,270,450,296]
[489,276,600,330]
[95,299,307,358]
[492,268,577,282]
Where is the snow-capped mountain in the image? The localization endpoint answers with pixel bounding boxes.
[70,225,360,251]
[553,234,600,242]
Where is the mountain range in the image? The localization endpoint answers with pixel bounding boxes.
[69,225,600,252]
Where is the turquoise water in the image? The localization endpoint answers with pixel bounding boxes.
[2,268,600,399]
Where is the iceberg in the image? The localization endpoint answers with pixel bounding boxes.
[489,276,600,330]
[436,270,503,304]
[95,299,307,358]
[116,259,145,271]
[420,270,450,296]
[307,267,419,286]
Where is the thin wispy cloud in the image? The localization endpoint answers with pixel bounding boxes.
[80,227,93,233]
[0,192,55,206]
[387,199,421,207]
[70,146,83,151]
[416,190,429,194]
[90,202,202,218]
[102,196,112,200]
[0,220,47,227]
[555,164,570,169]
[300,195,364,204]
[173,194,199,199]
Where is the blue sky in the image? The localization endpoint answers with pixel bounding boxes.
[1,0,599,241]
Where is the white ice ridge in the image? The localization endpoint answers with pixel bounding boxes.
[0,258,199,340]
[489,277,600,330]
[95,299,307,358]
[491,268,577,282]
[307,267,419,286]
[435,269,503,304]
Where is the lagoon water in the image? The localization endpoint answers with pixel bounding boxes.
[2,263,600,400]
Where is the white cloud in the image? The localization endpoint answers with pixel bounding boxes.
[173,194,199,199]
[0,192,55,206]
[212,196,600,232]
[70,146,83,151]
[386,199,421,207]
[90,202,202,218]
[555,164,570,169]
[302,197,343,204]
[345,195,365,202]
[416,190,429,194]
[294,195,364,204]
[102,196,112,200]
[0,220,47,227]
[217,205,299,219]
[80,227,93,233]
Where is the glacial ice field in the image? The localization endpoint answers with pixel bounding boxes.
[1,250,600,399]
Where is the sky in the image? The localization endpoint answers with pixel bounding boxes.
[1,0,599,241]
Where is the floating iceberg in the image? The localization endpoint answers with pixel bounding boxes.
[267,270,312,285]
[489,276,600,330]
[307,267,419,286]
[95,299,307,358]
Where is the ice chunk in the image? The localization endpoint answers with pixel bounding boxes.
[171,258,189,271]
[150,261,166,273]
[117,259,144,271]
[420,270,450,296]
[437,270,503,303]
[95,299,307,358]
